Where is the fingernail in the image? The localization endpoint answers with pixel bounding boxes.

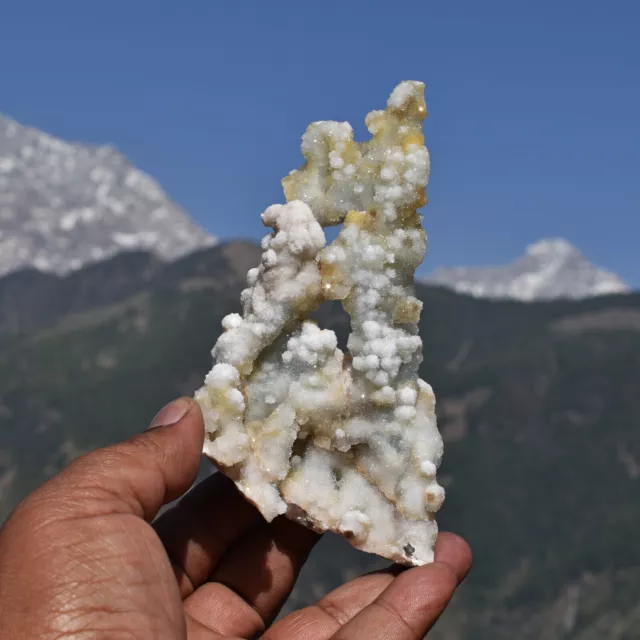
[147,398,192,430]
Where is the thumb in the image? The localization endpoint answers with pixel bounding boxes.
[31,397,205,522]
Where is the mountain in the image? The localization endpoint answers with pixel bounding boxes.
[0,240,260,337]
[0,243,639,638]
[426,238,630,301]
[0,113,215,276]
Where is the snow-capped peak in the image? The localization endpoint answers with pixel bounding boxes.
[0,113,216,276]
[426,238,630,301]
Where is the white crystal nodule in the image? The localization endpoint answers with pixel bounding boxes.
[195,81,444,566]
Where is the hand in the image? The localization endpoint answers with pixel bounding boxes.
[0,398,472,639]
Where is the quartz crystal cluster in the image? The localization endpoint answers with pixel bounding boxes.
[196,81,444,566]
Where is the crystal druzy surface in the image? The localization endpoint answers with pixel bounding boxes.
[196,82,444,566]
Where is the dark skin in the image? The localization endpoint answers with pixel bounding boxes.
[0,398,472,639]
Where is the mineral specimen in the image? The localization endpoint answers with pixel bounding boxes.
[195,81,444,566]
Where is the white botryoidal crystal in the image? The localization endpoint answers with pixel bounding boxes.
[196,81,444,566]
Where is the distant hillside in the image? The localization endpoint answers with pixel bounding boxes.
[0,243,638,638]
[0,240,260,337]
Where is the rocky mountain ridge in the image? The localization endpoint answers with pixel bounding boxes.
[427,238,630,301]
[0,113,215,276]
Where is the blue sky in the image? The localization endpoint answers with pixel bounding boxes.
[1,0,638,283]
